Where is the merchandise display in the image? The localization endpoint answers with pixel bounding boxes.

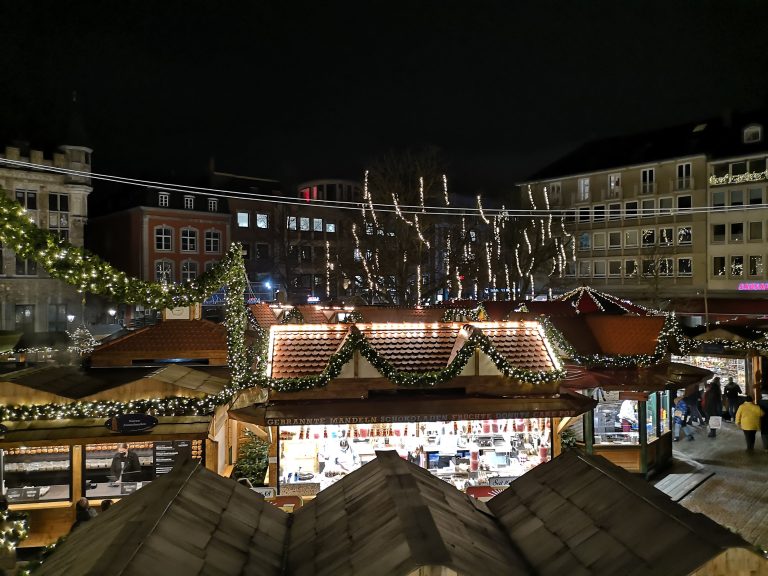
[278,418,552,494]
[593,391,669,445]
[1,446,72,503]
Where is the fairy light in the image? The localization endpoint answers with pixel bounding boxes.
[485,242,493,296]
[363,170,379,226]
[325,240,331,298]
[442,174,450,206]
[455,266,463,298]
[445,233,451,297]
[515,243,523,277]
[352,224,375,292]
[417,264,422,303]
[414,214,430,248]
[476,195,490,224]
[419,176,425,212]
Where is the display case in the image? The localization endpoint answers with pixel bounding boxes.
[1,446,71,504]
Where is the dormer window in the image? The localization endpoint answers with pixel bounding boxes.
[158,192,169,207]
[208,198,218,212]
[744,124,762,144]
[184,195,194,210]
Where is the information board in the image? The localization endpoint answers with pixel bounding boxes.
[153,440,193,477]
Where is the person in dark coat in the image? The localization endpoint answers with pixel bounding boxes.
[724,377,742,421]
[673,395,695,441]
[704,377,723,438]
[110,443,141,481]
[71,497,96,532]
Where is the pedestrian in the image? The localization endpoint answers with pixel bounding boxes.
[723,377,742,421]
[71,497,97,532]
[735,395,764,452]
[703,377,723,438]
[100,499,114,512]
[672,395,695,441]
[759,394,768,451]
[683,385,706,425]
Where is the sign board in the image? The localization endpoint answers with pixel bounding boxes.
[267,412,567,426]
[105,414,158,434]
[120,482,138,495]
[251,486,276,498]
[488,476,516,487]
[6,487,40,502]
[153,440,193,477]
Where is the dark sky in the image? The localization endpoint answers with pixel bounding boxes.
[2,1,768,195]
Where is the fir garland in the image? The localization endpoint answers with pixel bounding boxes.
[0,508,29,551]
[440,303,487,322]
[279,307,304,325]
[340,310,363,323]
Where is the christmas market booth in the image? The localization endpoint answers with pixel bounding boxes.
[548,313,711,476]
[228,317,597,499]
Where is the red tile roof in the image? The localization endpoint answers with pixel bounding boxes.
[269,325,348,378]
[584,315,666,355]
[359,325,461,372]
[248,303,281,328]
[474,323,558,372]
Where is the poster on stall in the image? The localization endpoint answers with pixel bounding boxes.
[153,440,192,477]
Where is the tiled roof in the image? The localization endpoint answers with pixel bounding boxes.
[474,323,557,372]
[90,320,227,366]
[488,450,752,575]
[354,306,444,323]
[296,305,333,324]
[269,325,348,378]
[584,315,665,355]
[0,365,156,399]
[547,316,602,355]
[358,324,460,371]
[37,452,759,576]
[248,303,281,328]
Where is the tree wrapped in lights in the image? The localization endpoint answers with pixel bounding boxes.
[66,325,99,356]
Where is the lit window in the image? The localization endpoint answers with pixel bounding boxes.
[159,192,169,207]
[287,216,297,230]
[300,217,310,231]
[155,261,173,282]
[577,178,590,202]
[326,222,336,233]
[313,218,323,232]
[181,260,198,281]
[578,232,590,251]
[256,214,269,229]
[237,211,250,228]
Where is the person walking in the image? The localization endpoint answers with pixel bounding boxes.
[724,377,742,421]
[673,395,695,441]
[735,395,764,452]
[703,378,723,438]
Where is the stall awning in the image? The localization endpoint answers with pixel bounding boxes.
[562,362,713,393]
[0,416,212,447]
[229,392,596,426]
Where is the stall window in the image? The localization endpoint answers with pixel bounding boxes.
[2,445,71,503]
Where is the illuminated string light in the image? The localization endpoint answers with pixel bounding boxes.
[476,195,490,224]
[442,174,450,206]
[419,176,425,212]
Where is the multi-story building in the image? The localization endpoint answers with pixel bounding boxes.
[0,142,92,337]
[87,185,231,323]
[521,122,716,305]
[706,115,768,297]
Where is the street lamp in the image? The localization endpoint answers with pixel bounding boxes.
[66,314,75,324]
[108,308,117,324]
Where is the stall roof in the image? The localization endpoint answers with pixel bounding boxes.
[0,365,156,398]
[557,286,650,315]
[548,315,667,357]
[0,415,211,447]
[35,451,763,576]
[562,363,713,393]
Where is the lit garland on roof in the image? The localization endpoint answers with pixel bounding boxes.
[279,307,304,325]
[268,325,565,392]
[440,303,488,322]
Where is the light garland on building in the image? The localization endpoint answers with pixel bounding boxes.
[476,195,490,224]
[709,170,768,186]
[442,174,450,206]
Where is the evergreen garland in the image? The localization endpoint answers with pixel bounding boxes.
[280,307,304,325]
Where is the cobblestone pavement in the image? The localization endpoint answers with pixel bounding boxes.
[653,418,768,551]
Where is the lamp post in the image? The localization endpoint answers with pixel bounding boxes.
[66,314,75,324]
[108,308,117,324]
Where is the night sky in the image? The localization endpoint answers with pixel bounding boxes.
[2,1,768,196]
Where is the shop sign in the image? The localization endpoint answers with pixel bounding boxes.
[488,476,516,487]
[619,392,648,401]
[105,413,158,434]
[700,343,726,354]
[738,282,768,291]
[6,487,40,502]
[120,482,138,495]
[267,412,549,426]
[251,487,276,498]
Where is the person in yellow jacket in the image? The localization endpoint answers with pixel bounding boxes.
[735,395,765,452]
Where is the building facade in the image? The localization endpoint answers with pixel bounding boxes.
[0,143,92,337]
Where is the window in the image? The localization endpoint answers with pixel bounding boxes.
[353,248,362,262]
[678,226,692,245]
[158,192,169,207]
[565,209,576,223]
[593,205,605,221]
[313,218,323,232]
[608,231,621,249]
[184,195,194,210]
[624,229,639,247]
[48,303,67,332]
[578,232,590,251]
[659,258,673,276]
[549,182,562,205]
[642,259,656,276]
[577,178,590,202]
[751,158,767,173]
[593,261,606,277]
[181,228,198,252]
[744,124,763,143]
[287,216,297,230]
[155,260,173,282]
[749,188,763,205]
[731,255,744,277]
[749,221,763,241]
[204,230,221,253]
[205,261,215,273]
[578,260,591,277]
[659,197,673,215]
[659,227,674,246]
[207,198,218,212]
[640,199,655,218]
[731,222,744,242]
[237,211,250,228]
[48,193,69,233]
[676,162,692,190]
[300,246,312,262]
[299,217,310,231]
[712,191,725,207]
[14,305,34,332]
[287,245,298,263]
[15,257,37,276]
[750,255,763,277]
[713,256,726,276]
[155,227,172,251]
[624,201,638,219]
[578,207,590,222]
[608,174,622,198]
[15,189,37,210]
[564,261,575,276]
[608,260,622,276]
[625,259,638,277]
[593,232,606,249]
[678,258,692,276]
[181,260,198,281]
[677,195,692,212]
[730,190,744,206]
[642,229,656,247]
[641,168,655,194]
[256,214,269,229]
[712,224,726,243]
[255,243,269,260]
[608,203,621,220]
[326,222,336,233]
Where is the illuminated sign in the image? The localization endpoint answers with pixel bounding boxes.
[739,282,768,291]
[307,296,320,303]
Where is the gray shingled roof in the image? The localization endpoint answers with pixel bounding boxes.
[36,451,758,576]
